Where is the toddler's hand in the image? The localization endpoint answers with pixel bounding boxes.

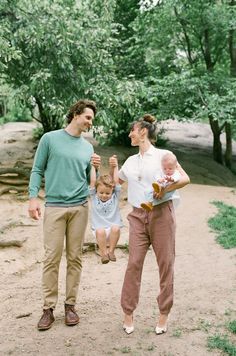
[91,153,101,169]
[109,155,118,167]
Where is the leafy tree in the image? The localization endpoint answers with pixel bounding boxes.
[127,0,236,169]
[0,0,118,132]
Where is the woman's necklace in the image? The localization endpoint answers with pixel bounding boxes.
[138,155,143,181]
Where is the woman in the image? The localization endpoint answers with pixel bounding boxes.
[115,114,190,335]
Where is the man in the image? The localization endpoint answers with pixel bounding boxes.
[28,99,100,330]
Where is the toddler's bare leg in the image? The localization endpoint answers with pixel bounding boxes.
[96,228,109,264]
[108,225,120,262]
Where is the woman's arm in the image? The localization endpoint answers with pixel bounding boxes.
[109,155,123,185]
[155,163,190,199]
[119,178,125,185]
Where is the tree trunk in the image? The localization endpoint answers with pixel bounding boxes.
[229,1,236,77]
[203,29,215,72]
[209,116,223,164]
[224,122,232,169]
[34,97,62,133]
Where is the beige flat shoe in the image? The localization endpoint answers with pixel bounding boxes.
[123,314,134,334]
[123,324,134,334]
[155,314,168,335]
[155,324,168,335]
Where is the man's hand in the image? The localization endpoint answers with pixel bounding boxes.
[109,155,118,168]
[28,198,41,220]
[91,153,101,169]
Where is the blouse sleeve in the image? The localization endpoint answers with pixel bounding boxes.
[118,162,128,182]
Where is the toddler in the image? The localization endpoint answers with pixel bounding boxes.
[89,156,122,264]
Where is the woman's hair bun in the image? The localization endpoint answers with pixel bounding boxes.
[142,114,156,124]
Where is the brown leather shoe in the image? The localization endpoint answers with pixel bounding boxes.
[65,304,80,326]
[37,308,55,331]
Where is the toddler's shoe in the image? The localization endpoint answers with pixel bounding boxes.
[108,252,116,262]
[101,254,109,264]
[140,202,153,211]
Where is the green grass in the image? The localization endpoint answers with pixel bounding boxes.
[207,335,236,355]
[208,201,236,249]
[228,320,236,334]
[171,328,182,338]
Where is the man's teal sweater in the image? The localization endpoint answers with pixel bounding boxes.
[29,129,94,205]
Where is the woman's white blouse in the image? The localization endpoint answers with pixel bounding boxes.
[119,145,173,208]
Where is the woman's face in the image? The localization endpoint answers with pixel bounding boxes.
[128,124,142,146]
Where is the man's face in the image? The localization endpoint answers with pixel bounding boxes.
[74,108,94,132]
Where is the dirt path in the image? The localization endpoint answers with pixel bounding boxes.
[0,122,236,356]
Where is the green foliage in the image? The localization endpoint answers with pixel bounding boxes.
[2,103,31,123]
[32,126,44,141]
[0,0,120,132]
[94,78,148,146]
[1,0,236,151]
[171,328,182,338]
[0,83,32,124]
[208,201,236,249]
[228,320,236,334]
[207,334,236,356]
[127,0,236,165]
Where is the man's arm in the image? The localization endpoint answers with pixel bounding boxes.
[28,134,49,220]
[87,153,101,184]
[90,165,97,188]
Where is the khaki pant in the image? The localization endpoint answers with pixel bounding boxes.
[42,205,88,309]
[121,201,176,315]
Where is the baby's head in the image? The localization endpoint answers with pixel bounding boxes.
[161,152,177,176]
[96,175,114,202]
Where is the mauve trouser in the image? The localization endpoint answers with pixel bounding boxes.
[121,200,176,315]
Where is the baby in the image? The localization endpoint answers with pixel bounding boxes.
[141,152,180,211]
